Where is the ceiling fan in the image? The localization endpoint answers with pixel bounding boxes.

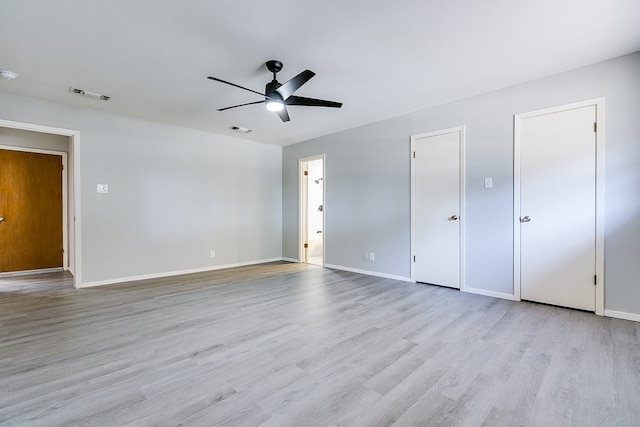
[207,60,342,122]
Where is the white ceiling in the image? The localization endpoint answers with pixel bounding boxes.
[1,0,638,146]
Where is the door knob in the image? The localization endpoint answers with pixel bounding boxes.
[520,216,531,223]
[449,215,458,221]
[0,216,4,222]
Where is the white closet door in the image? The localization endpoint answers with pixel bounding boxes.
[414,130,461,289]
[519,105,596,311]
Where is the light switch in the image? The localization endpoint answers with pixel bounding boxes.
[97,184,109,194]
[484,178,493,189]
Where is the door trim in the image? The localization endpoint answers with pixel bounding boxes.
[0,145,68,272]
[410,126,466,289]
[0,119,82,288]
[298,154,325,266]
[513,98,605,315]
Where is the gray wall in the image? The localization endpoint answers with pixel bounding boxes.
[0,127,69,152]
[282,52,640,316]
[0,92,282,284]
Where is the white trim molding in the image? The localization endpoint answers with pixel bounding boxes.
[604,310,640,323]
[463,287,515,301]
[80,258,284,288]
[324,263,411,282]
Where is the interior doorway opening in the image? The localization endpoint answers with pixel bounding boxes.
[0,120,81,288]
[299,155,324,266]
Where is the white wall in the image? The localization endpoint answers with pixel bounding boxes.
[282,52,640,317]
[0,92,282,285]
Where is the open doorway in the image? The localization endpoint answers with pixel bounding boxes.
[299,155,324,266]
[0,120,81,288]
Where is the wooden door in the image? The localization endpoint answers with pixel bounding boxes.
[518,105,597,311]
[414,129,463,288]
[0,149,63,272]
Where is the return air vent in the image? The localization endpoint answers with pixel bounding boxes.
[70,87,110,101]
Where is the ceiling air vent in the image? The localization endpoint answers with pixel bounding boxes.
[70,87,110,101]
[230,126,252,134]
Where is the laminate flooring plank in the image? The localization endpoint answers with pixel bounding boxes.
[611,338,640,426]
[492,347,553,423]
[1,263,639,426]
[347,351,450,426]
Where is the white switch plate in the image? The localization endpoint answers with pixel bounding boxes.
[484,177,493,189]
[369,252,375,261]
[210,250,216,258]
[97,184,109,194]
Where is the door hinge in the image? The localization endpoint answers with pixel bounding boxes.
[303,170,308,176]
[594,275,597,285]
[413,151,416,159]
[593,122,597,133]
[304,243,308,249]
[413,255,416,262]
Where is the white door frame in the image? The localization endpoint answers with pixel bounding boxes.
[0,119,82,288]
[298,154,325,265]
[410,126,466,289]
[513,98,605,315]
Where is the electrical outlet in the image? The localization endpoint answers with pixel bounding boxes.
[210,250,216,258]
[369,252,375,262]
[96,184,109,194]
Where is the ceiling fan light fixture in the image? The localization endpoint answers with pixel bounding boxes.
[265,99,284,112]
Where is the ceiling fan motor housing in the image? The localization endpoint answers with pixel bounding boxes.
[265,80,283,100]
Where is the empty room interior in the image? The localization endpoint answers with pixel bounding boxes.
[1,1,639,426]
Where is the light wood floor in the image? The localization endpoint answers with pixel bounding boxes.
[1,262,639,426]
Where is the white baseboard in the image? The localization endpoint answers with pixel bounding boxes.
[0,267,64,278]
[80,258,283,288]
[462,287,515,301]
[324,264,411,282]
[281,257,299,263]
[604,309,640,322]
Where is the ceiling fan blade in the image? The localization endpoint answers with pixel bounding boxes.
[217,100,264,111]
[285,95,342,108]
[207,76,265,97]
[276,70,315,100]
[276,106,290,122]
